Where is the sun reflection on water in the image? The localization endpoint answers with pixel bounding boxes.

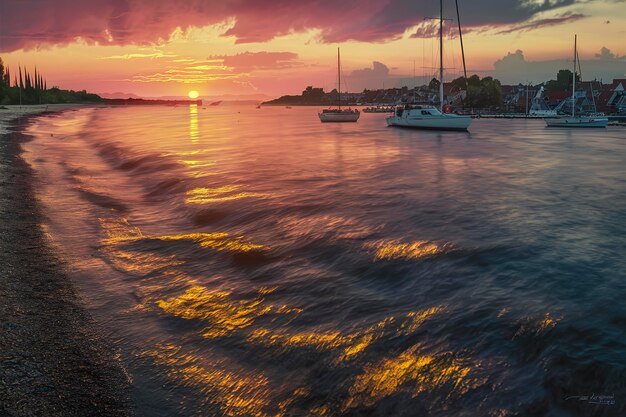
[189,104,199,143]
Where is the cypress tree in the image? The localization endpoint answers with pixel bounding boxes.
[19,66,23,89]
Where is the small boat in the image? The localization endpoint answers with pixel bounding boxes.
[545,35,608,128]
[319,108,360,122]
[386,0,471,131]
[545,115,610,128]
[529,86,557,117]
[319,48,360,123]
[286,106,292,109]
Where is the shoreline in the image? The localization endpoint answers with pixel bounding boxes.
[0,109,132,416]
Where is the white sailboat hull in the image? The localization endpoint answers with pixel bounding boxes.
[530,110,557,117]
[386,109,472,131]
[545,116,608,128]
[318,111,360,123]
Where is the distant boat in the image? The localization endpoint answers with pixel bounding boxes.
[209,100,222,106]
[285,106,292,109]
[386,0,471,131]
[363,106,394,113]
[545,35,608,128]
[319,48,360,123]
[529,86,557,117]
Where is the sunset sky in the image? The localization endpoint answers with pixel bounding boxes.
[0,0,625,99]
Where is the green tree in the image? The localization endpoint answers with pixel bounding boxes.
[428,77,440,91]
[0,59,4,103]
[462,75,502,109]
[467,74,481,88]
[545,69,580,91]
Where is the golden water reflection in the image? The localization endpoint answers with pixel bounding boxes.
[367,239,449,261]
[99,217,481,412]
[246,307,445,361]
[99,217,267,253]
[513,313,560,338]
[157,285,302,338]
[344,344,481,411]
[143,343,275,417]
[185,185,264,204]
[189,104,199,143]
[158,286,273,338]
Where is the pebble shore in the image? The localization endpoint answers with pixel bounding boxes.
[0,108,132,416]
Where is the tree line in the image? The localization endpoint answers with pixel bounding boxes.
[0,57,102,105]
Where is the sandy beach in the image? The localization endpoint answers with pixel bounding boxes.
[0,107,132,416]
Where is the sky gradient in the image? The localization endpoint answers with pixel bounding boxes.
[1,0,625,98]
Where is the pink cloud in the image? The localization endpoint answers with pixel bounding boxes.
[209,51,302,70]
[0,0,591,52]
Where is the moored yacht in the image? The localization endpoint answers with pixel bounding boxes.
[545,115,610,128]
[386,0,472,131]
[386,105,471,130]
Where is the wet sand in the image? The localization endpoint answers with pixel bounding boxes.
[0,110,132,416]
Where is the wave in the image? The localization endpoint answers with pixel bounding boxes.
[144,178,187,198]
[192,209,230,226]
[93,142,183,176]
[74,187,129,212]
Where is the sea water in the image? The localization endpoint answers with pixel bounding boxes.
[22,105,626,416]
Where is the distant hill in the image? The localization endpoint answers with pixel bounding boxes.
[262,86,347,106]
[98,92,142,99]
[97,93,271,102]
[102,98,202,106]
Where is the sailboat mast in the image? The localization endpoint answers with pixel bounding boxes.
[338,47,341,111]
[455,0,468,90]
[572,35,576,117]
[439,0,444,112]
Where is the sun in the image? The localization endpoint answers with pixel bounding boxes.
[188,90,199,99]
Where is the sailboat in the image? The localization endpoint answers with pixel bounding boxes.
[386,0,471,131]
[545,35,608,128]
[529,86,557,117]
[319,48,360,123]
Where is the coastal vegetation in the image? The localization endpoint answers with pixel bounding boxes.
[0,57,102,105]
[449,75,503,109]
